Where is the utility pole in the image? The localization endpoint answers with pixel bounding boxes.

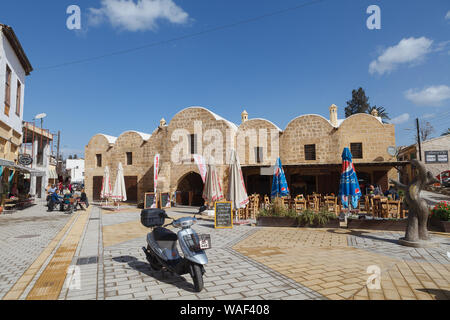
[416,118,422,161]
[56,131,61,176]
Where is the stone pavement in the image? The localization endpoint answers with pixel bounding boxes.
[1,203,449,300]
[0,201,72,299]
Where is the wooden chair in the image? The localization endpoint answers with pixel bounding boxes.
[371,196,381,217]
[264,195,270,208]
[379,197,389,218]
[323,195,338,216]
[307,195,319,212]
[387,200,401,218]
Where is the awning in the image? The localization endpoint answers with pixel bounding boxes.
[0,158,45,176]
[48,167,58,179]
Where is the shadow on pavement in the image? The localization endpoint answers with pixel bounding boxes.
[112,255,196,293]
[326,229,400,245]
[417,288,450,300]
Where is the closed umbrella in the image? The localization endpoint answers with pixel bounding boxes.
[202,158,224,206]
[100,166,112,205]
[271,157,289,198]
[338,147,362,211]
[228,149,249,215]
[112,162,127,208]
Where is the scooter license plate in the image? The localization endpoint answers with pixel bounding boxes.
[199,235,211,250]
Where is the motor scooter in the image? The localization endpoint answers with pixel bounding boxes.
[141,206,210,292]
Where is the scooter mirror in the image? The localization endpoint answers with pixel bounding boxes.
[198,205,207,213]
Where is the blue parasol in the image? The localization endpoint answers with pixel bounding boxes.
[271,158,290,198]
[338,148,362,209]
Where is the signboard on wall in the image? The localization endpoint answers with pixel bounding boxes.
[425,151,448,164]
[18,154,33,166]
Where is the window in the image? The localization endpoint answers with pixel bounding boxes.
[96,154,102,167]
[126,152,133,165]
[16,80,21,116]
[304,144,316,160]
[255,147,263,163]
[350,143,363,159]
[189,134,197,155]
[4,65,11,116]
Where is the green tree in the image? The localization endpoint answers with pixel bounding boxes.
[345,87,371,117]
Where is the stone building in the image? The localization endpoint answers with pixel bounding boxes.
[85,105,402,205]
[398,134,450,184]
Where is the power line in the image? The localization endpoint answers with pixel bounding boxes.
[36,0,328,71]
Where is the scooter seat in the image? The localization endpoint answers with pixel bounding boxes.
[153,227,178,242]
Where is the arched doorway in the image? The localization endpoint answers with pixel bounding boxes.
[176,172,204,206]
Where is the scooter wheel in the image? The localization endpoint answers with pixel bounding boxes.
[191,264,204,292]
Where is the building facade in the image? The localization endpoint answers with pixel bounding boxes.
[85,106,401,205]
[0,24,32,162]
[398,134,450,184]
[66,158,85,183]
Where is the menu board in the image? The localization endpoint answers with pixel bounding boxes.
[144,192,158,209]
[214,201,233,229]
[160,192,171,209]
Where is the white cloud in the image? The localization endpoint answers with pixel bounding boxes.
[369,37,433,75]
[390,113,410,125]
[88,0,189,32]
[446,11,450,20]
[404,85,450,106]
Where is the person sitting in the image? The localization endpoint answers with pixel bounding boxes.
[48,190,62,211]
[77,189,89,210]
[368,185,382,197]
[384,185,399,200]
[61,190,73,212]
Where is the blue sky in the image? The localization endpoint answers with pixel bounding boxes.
[1,0,449,157]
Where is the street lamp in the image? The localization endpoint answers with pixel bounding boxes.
[33,113,47,129]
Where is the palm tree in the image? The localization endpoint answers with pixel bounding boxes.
[367,105,390,123]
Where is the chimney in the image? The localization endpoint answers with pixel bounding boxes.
[329,104,338,127]
[241,110,248,123]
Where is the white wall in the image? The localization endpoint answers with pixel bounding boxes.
[0,31,25,134]
[66,159,85,182]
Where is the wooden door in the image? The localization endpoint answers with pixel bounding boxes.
[93,176,103,201]
[124,176,138,203]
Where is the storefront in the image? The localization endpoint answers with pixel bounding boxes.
[0,158,45,209]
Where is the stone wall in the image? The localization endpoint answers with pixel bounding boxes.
[85,106,399,201]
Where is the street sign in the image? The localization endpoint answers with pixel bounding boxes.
[425,151,448,164]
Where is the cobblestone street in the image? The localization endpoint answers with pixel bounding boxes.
[1,203,449,300]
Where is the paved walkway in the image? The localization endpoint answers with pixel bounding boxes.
[1,204,449,300]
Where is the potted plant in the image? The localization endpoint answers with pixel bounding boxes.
[298,209,340,228]
[430,201,450,233]
[257,198,299,227]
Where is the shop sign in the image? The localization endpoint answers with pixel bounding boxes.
[18,154,33,166]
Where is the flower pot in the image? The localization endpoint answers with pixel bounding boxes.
[256,216,298,227]
[440,221,450,233]
[347,219,408,231]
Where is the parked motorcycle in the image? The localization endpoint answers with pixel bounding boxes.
[141,206,210,292]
